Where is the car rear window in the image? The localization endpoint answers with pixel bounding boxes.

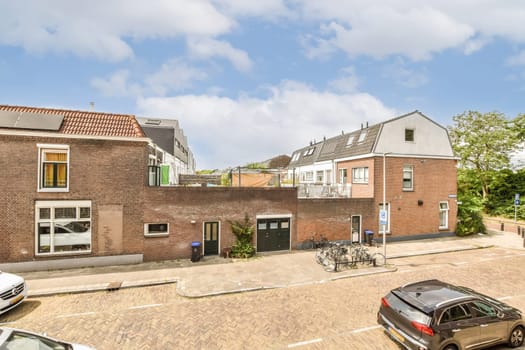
[386,293,432,325]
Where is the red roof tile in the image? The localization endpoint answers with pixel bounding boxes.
[0,105,145,138]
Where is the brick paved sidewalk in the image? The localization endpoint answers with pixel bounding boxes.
[17,229,525,298]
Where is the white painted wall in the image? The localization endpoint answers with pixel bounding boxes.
[374,112,454,157]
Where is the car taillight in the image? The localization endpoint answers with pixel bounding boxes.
[411,321,434,336]
[381,297,390,308]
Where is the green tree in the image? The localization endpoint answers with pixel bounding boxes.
[448,111,519,199]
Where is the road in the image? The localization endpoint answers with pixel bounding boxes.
[1,246,525,349]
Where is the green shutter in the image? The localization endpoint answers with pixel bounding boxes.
[161,165,170,185]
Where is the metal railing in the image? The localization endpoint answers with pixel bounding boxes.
[297,183,351,198]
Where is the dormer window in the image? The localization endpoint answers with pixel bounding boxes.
[346,135,355,147]
[291,152,300,162]
[405,128,415,142]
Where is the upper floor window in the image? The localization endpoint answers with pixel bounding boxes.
[357,131,367,143]
[339,168,348,184]
[352,167,369,184]
[303,147,315,156]
[403,165,414,191]
[38,144,69,192]
[405,128,415,142]
[316,170,324,183]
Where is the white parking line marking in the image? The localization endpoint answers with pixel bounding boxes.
[288,338,323,348]
[56,312,97,318]
[128,303,162,310]
[351,325,382,333]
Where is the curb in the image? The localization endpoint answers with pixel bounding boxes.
[25,244,493,298]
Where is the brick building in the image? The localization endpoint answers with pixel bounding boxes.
[289,111,458,245]
[0,106,458,271]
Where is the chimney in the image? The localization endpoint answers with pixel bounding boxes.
[361,123,363,129]
[366,121,369,128]
[89,102,95,111]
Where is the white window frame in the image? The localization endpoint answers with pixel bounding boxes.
[315,170,324,183]
[37,144,70,192]
[144,223,170,237]
[35,200,91,256]
[352,167,369,184]
[339,168,348,184]
[325,169,332,184]
[403,165,414,191]
[439,201,449,229]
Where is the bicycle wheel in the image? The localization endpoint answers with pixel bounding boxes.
[372,253,386,267]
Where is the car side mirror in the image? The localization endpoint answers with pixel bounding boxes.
[497,311,505,319]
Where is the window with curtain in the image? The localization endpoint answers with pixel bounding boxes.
[403,165,414,190]
[38,145,69,191]
[352,167,369,183]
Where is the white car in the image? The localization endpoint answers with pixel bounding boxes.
[0,271,26,315]
[0,327,95,350]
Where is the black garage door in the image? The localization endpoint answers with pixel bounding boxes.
[256,218,290,252]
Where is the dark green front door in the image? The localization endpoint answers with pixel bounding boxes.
[256,218,290,252]
[204,221,219,255]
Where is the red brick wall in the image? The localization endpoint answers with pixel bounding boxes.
[296,198,375,245]
[337,158,375,198]
[143,187,298,261]
[373,156,458,236]
[0,134,148,263]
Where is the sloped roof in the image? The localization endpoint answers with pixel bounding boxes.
[0,105,145,138]
[289,124,380,168]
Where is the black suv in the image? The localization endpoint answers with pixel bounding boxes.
[377,279,524,350]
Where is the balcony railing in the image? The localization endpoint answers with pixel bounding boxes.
[297,183,351,198]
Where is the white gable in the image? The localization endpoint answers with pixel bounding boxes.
[374,112,454,157]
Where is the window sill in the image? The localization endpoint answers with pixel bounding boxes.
[144,233,169,238]
[38,188,69,193]
[36,250,92,257]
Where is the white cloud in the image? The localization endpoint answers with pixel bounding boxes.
[136,81,395,169]
[91,59,208,97]
[303,6,474,61]
[0,0,234,61]
[144,59,208,96]
[187,37,253,72]
[213,0,292,19]
[90,70,141,97]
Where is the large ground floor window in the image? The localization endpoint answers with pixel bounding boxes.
[35,200,92,255]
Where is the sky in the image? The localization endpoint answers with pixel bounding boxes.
[2,1,525,169]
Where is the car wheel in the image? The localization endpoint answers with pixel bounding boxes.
[509,325,524,348]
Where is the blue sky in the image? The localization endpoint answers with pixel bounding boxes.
[1,1,525,169]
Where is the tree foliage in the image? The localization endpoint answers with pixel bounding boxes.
[448,111,519,198]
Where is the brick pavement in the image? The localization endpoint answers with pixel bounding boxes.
[14,228,525,298]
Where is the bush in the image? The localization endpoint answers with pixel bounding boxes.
[229,214,256,258]
[456,195,486,236]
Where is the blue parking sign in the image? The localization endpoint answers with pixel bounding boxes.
[379,209,388,225]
